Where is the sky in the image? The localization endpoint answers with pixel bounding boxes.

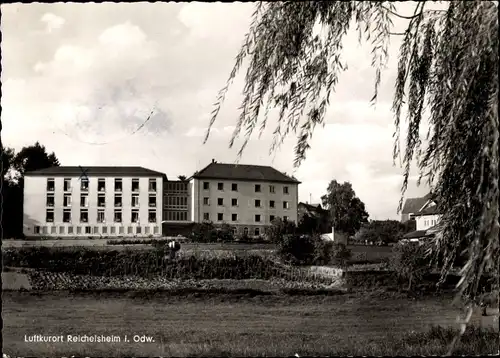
[1,2,434,220]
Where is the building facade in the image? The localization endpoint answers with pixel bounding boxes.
[190,160,300,237]
[23,166,166,238]
[162,180,194,236]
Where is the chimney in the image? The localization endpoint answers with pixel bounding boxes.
[212,158,215,163]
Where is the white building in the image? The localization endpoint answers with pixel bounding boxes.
[402,194,442,240]
[189,160,300,237]
[23,166,166,238]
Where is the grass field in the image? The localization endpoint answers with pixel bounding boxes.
[3,290,497,356]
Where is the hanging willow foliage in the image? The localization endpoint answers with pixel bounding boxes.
[205,1,499,350]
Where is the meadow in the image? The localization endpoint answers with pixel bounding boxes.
[3,290,498,357]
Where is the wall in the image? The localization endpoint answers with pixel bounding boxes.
[23,175,163,238]
[191,178,299,235]
[415,214,441,231]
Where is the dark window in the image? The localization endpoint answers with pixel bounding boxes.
[255,214,261,222]
[283,186,289,194]
[47,178,55,191]
[46,210,54,223]
[148,210,156,223]
[97,178,106,192]
[80,210,88,223]
[63,210,71,223]
[132,179,140,192]
[255,184,261,192]
[270,200,275,208]
[218,182,224,190]
[255,199,261,207]
[114,178,122,192]
[231,198,238,206]
[232,214,238,221]
[218,198,224,206]
[232,183,238,191]
[217,213,223,221]
[114,210,122,223]
[203,213,210,221]
[203,182,209,190]
[63,179,71,191]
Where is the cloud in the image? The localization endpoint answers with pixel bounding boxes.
[41,13,65,33]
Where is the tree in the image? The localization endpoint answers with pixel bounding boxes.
[205,1,499,335]
[12,141,60,178]
[1,142,61,238]
[178,175,187,181]
[266,217,297,243]
[321,180,369,236]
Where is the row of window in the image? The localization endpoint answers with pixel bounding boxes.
[45,209,157,223]
[203,182,290,194]
[34,225,160,235]
[237,227,261,236]
[46,193,157,208]
[203,213,286,223]
[165,182,188,193]
[163,211,189,221]
[163,196,189,208]
[203,197,290,209]
[46,178,158,193]
[424,219,437,227]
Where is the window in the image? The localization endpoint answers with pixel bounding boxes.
[132,194,139,207]
[85,226,92,234]
[269,185,275,193]
[203,197,210,205]
[218,182,224,190]
[114,194,122,207]
[76,226,82,234]
[255,199,261,208]
[232,213,238,222]
[119,227,124,234]
[243,227,249,235]
[217,213,223,221]
[148,210,156,223]
[110,227,115,234]
[114,210,122,223]
[283,216,288,221]
[97,178,106,192]
[98,193,106,207]
[42,226,48,234]
[68,226,73,234]
[63,194,71,207]
[255,214,261,222]
[232,227,238,236]
[283,201,289,209]
[64,178,71,192]
[136,226,142,234]
[132,178,140,192]
[231,183,238,191]
[270,200,275,208]
[145,226,150,234]
[34,226,41,234]
[114,178,122,192]
[149,195,157,207]
[97,210,105,223]
[153,226,159,234]
[80,209,89,223]
[101,226,107,234]
[283,186,289,194]
[231,198,238,207]
[255,184,261,192]
[128,226,133,234]
[149,178,157,192]
[255,227,260,236]
[80,178,89,191]
[203,213,210,221]
[203,182,210,190]
[47,178,55,191]
[63,210,71,223]
[270,215,275,222]
[46,194,55,207]
[51,226,57,234]
[131,210,140,223]
[80,194,88,207]
[217,198,224,206]
[93,226,99,234]
[46,209,54,223]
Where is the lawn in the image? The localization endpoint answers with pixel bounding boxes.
[2,290,497,356]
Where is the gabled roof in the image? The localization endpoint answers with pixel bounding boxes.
[298,202,327,212]
[192,161,300,184]
[401,193,433,214]
[25,166,168,178]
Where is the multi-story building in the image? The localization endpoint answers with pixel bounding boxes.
[189,159,300,237]
[23,166,166,238]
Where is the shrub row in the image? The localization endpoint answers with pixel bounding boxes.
[2,247,333,282]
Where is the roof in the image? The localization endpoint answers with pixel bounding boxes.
[192,161,300,184]
[298,202,327,213]
[25,166,168,178]
[412,205,440,216]
[401,193,432,214]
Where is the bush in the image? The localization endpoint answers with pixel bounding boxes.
[267,218,297,243]
[389,242,433,291]
[190,222,235,243]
